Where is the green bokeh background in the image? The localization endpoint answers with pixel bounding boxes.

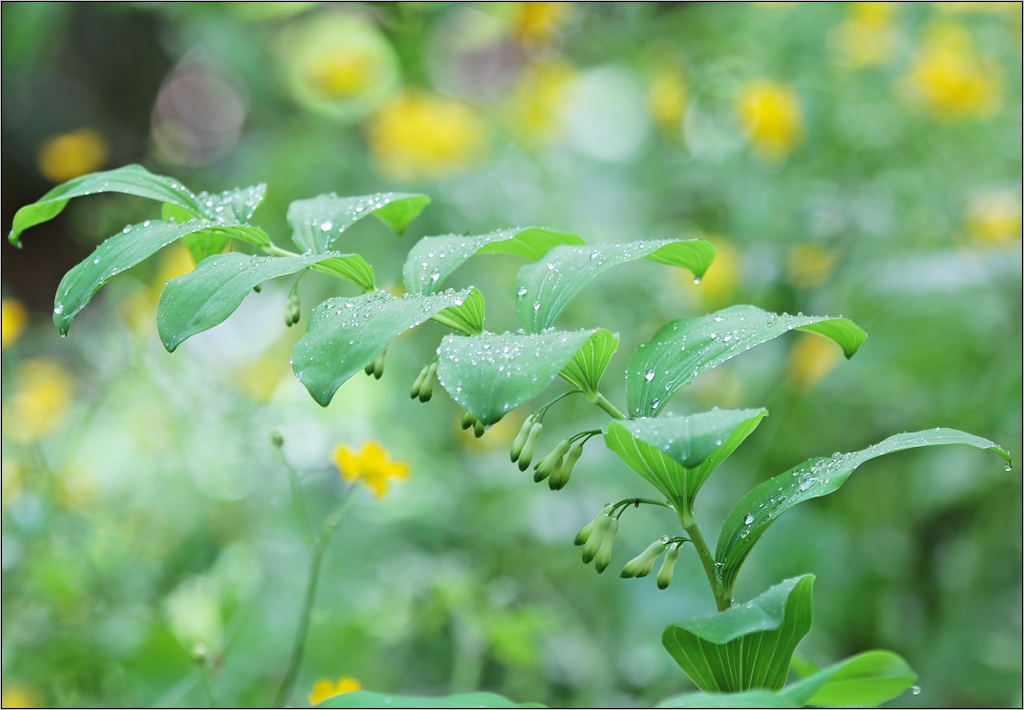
[2,3,1020,707]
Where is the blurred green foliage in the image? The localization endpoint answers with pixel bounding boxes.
[1,2,1020,708]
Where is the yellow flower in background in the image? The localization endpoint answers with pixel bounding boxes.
[309,676,361,706]
[786,333,843,391]
[37,128,108,183]
[1,684,42,708]
[786,244,838,289]
[829,2,899,68]
[514,2,573,45]
[647,64,687,135]
[506,61,575,145]
[691,236,739,308]
[278,14,401,122]
[966,189,1022,244]
[736,81,803,164]
[367,91,486,180]
[900,23,1002,121]
[332,441,409,499]
[3,360,74,443]
[2,298,28,349]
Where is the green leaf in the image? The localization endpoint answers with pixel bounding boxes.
[402,227,584,295]
[716,429,1012,593]
[156,252,372,351]
[292,289,470,406]
[53,219,259,335]
[780,651,917,708]
[9,164,203,246]
[163,203,228,264]
[663,576,814,693]
[559,329,619,397]
[288,192,430,254]
[315,691,544,708]
[309,255,376,291]
[430,288,486,335]
[436,330,595,425]
[603,409,768,512]
[656,690,793,708]
[626,306,867,418]
[515,239,714,333]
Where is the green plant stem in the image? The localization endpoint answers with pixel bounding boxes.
[677,511,731,612]
[265,243,299,258]
[278,450,314,547]
[611,497,674,515]
[594,393,626,420]
[273,486,358,707]
[198,664,218,708]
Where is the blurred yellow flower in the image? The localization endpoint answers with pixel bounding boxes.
[647,64,687,135]
[309,676,361,706]
[332,441,409,499]
[278,15,401,122]
[691,235,739,308]
[966,189,1022,244]
[2,298,28,349]
[367,91,486,180]
[506,61,575,145]
[37,128,108,183]
[736,81,803,164]
[1,684,42,708]
[786,244,838,289]
[900,23,1002,121]
[3,360,74,443]
[514,2,573,45]
[829,2,899,68]
[786,333,843,391]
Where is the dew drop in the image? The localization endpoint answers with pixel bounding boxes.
[743,513,754,525]
[644,369,656,381]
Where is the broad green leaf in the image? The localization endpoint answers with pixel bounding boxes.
[663,576,814,693]
[716,429,1012,593]
[559,329,619,397]
[293,289,470,406]
[9,164,203,246]
[430,288,486,335]
[656,690,792,708]
[603,409,768,512]
[626,306,867,418]
[288,192,430,254]
[316,690,544,708]
[309,255,376,291]
[515,239,714,332]
[156,252,373,351]
[436,330,595,425]
[194,183,266,223]
[780,651,917,707]
[53,219,260,335]
[164,203,230,264]
[402,227,584,295]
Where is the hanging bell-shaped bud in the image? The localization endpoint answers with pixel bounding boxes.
[533,438,572,482]
[517,422,544,471]
[549,442,583,490]
[418,362,437,402]
[574,505,614,546]
[620,539,668,578]
[284,293,301,327]
[410,363,430,399]
[656,545,681,589]
[372,350,386,380]
[509,415,535,463]
[270,431,284,448]
[594,518,619,574]
[473,418,486,438]
[461,411,476,430]
[581,514,613,563]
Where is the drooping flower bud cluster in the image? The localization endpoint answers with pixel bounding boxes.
[284,290,301,327]
[575,503,686,587]
[510,416,544,470]
[363,349,386,380]
[409,361,437,402]
[460,411,486,438]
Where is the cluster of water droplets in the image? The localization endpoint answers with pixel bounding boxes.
[196,184,266,224]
